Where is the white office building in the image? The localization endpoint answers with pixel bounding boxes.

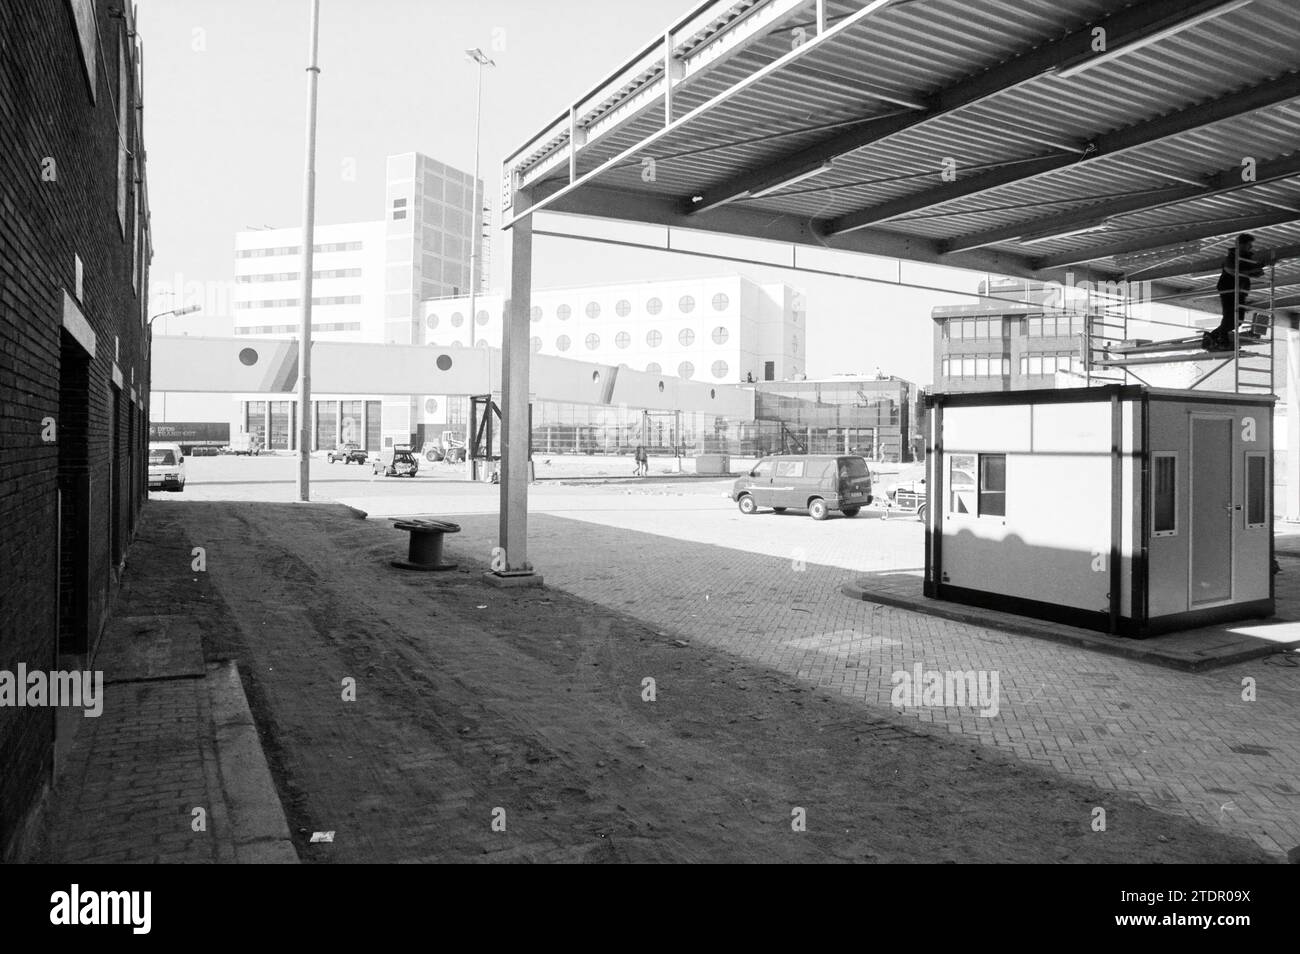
[228,151,484,449]
[423,275,804,384]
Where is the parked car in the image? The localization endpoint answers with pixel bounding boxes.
[147,441,186,492]
[372,445,419,477]
[328,442,368,465]
[228,433,261,456]
[732,454,873,520]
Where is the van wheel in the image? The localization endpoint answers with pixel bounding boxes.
[917,503,927,522]
[841,507,860,517]
[738,494,757,515]
[809,498,828,520]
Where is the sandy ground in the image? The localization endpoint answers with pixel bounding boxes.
[144,496,1273,863]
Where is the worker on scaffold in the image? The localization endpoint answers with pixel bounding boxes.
[1208,233,1265,351]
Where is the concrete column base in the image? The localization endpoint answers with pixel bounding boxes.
[482,571,544,588]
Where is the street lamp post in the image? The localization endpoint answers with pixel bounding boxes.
[465,48,495,350]
[297,0,322,502]
[147,304,201,422]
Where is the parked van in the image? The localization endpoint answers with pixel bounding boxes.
[148,441,186,492]
[732,454,873,520]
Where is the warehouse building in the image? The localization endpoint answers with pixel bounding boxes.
[0,0,151,861]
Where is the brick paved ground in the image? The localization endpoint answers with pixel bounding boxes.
[436,508,1300,859]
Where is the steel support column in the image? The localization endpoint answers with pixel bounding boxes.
[495,188,538,580]
[1288,316,1300,521]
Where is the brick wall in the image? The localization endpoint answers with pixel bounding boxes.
[0,0,150,860]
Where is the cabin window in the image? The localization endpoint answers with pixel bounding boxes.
[1245,453,1267,528]
[1152,453,1177,536]
[978,454,1006,517]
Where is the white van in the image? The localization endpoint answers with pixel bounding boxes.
[148,441,186,492]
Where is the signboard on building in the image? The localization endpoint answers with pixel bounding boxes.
[148,421,229,444]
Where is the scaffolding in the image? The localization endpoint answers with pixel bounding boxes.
[1088,254,1277,396]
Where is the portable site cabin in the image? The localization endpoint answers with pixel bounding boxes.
[924,385,1275,637]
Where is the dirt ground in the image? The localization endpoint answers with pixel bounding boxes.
[132,499,1272,863]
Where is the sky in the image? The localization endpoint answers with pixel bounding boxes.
[136,0,1206,384]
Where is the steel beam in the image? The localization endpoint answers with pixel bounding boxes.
[693,0,1252,220]
[945,152,1300,254]
[1035,209,1300,270]
[1133,241,1300,281]
[831,71,1300,236]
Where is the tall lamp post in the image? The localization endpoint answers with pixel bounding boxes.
[465,47,494,350]
[297,0,322,502]
[147,304,202,422]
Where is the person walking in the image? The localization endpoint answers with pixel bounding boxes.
[1209,233,1265,351]
[634,444,648,477]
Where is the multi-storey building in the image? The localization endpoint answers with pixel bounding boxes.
[0,0,151,860]
[229,152,482,449]
[931,280,1097,393]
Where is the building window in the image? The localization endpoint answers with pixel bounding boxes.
[679,295,695,313]
[615,331,631,349]
[949,455,976,514]
[646,297,662,315]
[531,336,543,353]
[451,312,464,327]
[530,306,542,322]
[712,326,729,345]
[117,35,129,235]
[712,292,729,311]
[979,455,1006,517]
[393,209,408,220]
[585,333,600,350]
[1153,453,1177,536]
[586,302,601,319]
[69,0,97,99]
[426,314,439,329]
[646,329,662,347]
[557,304,571,321]
[711,360,729,379]
[645,362,661,374]
[476,310,489,326]
[556,335,571,352]
[678,361,695,379]
[1245,452,1267,528]
[616,299,631,317]
[678,328,695,346]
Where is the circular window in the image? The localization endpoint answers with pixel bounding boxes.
[646,297,662,315]
[711,360,729,379]
[678,328,695,346]
[678,361,695,380]
[585,333,600,350]
[679,295,695,314]
[435,354,452,371]
[424,398,438,414]
[646,362,661,374]
[556,335,571,352]
[710,388,717,398]
[477,339,490,348]
[712,292,729,311]
[450,312,464,327]
[591,370,600,383]
[615,331,631,349]
[712,326,729,345]
[586,302,601,319]
[450,341,462,349]
[238,348,259,366]
[530,306,542,323]
[426,314,439,329]
[476,310,489,326]
[615,299,631,317]
[646,329,662,348]
[530,336,543,353]
[556,304,571,321]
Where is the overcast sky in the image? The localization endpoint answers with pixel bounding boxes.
[137,0,1206,384]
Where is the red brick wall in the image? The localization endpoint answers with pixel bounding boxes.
[0,0,151,860]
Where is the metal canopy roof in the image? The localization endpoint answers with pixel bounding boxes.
[502,0,1300,314]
